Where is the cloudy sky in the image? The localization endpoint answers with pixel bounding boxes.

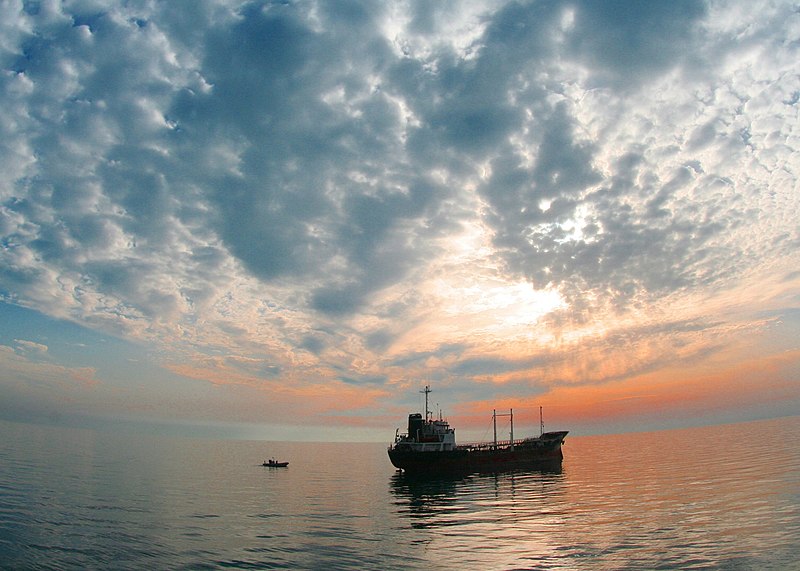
[1,0,798,440]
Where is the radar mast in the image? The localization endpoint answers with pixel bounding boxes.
[421,385,432,421]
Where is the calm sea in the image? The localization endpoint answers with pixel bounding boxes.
[1,415,798,570]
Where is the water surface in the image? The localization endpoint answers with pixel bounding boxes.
[1,416,798,569]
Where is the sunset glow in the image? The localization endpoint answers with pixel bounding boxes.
[1,0,798,440]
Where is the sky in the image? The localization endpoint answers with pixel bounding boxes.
[0,0,799,441]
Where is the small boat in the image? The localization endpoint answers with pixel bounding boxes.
[262,458,289,468]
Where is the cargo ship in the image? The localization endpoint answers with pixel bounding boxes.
[388,386,568,475]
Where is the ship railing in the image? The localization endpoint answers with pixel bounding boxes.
[414,442,453,452]
[388,441,454,452]
[457,437,539,451]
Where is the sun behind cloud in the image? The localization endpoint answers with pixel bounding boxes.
[0,0,798,437]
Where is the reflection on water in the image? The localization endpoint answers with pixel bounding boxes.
[1,416,799,570]
[387,417,800,570]
[390,466,564,529]
[390,468,570,568]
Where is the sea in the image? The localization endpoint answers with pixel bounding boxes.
[1,415,799,570]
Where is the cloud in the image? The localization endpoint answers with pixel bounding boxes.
[566,0,707,87]
[13,339,48,354]
[1,0,799,431]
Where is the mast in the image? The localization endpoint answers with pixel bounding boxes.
[421,385,432,421]
[540,406,544,437]
[510,408,514,450]
[493,409,514,449]
[493,409,497,448]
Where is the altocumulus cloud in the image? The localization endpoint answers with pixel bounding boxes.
[0,0,798,429]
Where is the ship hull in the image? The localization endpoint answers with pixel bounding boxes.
[388,431,568,475]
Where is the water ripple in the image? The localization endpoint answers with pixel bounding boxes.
[1,417,799,569]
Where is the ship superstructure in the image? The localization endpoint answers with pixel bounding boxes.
[392,386,456,452]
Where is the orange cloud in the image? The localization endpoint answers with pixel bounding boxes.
[543,348,800,425]
[164,354,390,422]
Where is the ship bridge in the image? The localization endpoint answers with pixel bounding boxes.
[392,386,456,452]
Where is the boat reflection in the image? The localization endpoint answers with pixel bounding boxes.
[389,464,565,530]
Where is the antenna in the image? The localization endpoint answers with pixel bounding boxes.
[421,385,432,421]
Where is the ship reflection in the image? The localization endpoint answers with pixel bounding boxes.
[389,473,462,529]
[389,465,565,530]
